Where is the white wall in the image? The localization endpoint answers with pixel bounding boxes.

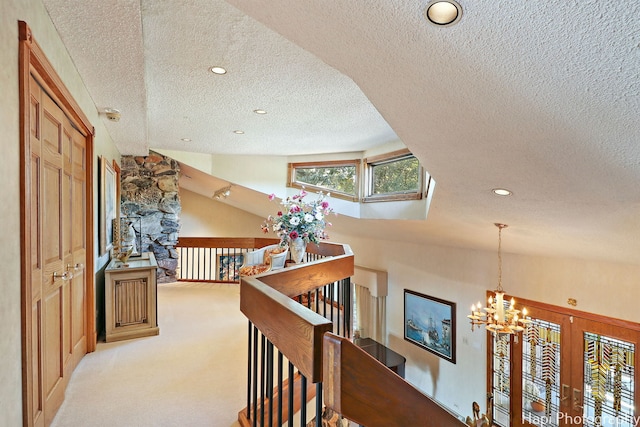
[180,188,266,237]
[1,1,120,424]
[329,229,640,418]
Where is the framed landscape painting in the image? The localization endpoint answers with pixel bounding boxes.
[404,289,456,363]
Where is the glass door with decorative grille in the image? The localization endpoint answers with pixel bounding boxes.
[488,299,639,427]
[569,317,639,427]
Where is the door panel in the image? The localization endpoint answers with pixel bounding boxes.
[41,92,67,424]
[571,318,639,427]
[31,301,43,423]
[69,122,87,368]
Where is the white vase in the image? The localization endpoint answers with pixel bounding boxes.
[289,237,307,264]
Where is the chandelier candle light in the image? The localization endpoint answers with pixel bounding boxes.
[468,223,530,335]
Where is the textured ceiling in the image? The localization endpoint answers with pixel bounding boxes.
[43,0,640,264]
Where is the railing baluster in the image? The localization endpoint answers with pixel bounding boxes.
[337,280,342,336]
[288,362,294,427]
[267,341,273,427]
[344,277,352,338]
[247,321,253,420]
[260,334,266,427]
[252,327,258,427]
[300,375,307,426]
[323,285,327,318]
[330,283,335,330]
[315,383,323,427]
[277,351,283,426]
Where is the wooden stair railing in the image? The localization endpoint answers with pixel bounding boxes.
[175,237,280,283]
[241,274,334,383]
[239,241,465,427]
[323,333,466,427]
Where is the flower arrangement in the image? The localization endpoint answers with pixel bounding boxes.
[262,189,334,246]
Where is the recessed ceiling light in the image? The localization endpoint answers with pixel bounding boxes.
[233,130,245,134]
[209,66,227,75]
[492,188,513,196]
[181,138,192,142]
[424,0,462,26]
[253,109,267,115]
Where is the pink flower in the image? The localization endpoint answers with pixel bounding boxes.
[277,211,283,217]
[268,193,276,201]
[289,231,299,239]
[321,201,329,209]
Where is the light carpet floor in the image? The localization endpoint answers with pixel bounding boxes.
[51,282,247,427]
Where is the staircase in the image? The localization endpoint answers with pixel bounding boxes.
[237,240,466,427]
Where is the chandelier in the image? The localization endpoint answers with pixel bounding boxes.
[468,223,529,335]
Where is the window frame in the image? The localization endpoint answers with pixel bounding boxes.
[287,159,360,201]
[362,149,425,203]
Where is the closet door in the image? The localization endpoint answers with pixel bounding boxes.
[28,74,89,427]
[21,21,93,427]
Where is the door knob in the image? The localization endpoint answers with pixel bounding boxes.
[67,263,84,271]
[53,271,72,281]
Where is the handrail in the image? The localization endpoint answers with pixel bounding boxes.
[240,241,354,382]
[323,333,466,427]
[176,236,280,249]
[257,253,354,298]
[241,278,333,382]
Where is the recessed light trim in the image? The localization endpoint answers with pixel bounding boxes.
[209,66,227,75]
[492,188,513,196]
[181,138,192,142]
[253,109,267,115]
[233,130,245,134]
[425,0,463,26]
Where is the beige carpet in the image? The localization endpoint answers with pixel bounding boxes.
[51,282,247,427]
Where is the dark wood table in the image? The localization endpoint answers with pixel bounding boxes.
[353,337,406,378]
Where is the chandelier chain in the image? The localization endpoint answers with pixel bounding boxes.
[497,225,503,292]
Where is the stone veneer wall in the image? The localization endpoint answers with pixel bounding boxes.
[119,151,180,283]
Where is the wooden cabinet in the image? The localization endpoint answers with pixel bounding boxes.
[105,252,159,342]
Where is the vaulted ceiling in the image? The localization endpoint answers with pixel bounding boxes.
[43,0,640,264]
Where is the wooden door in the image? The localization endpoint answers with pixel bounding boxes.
[27,73,89,427]
[20,20,95,427]
[489,300,640,427]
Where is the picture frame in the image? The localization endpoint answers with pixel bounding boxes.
[99,156,117,255]
[116,217,142,257]
[404,289,456,363]
[217,254,244,281]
